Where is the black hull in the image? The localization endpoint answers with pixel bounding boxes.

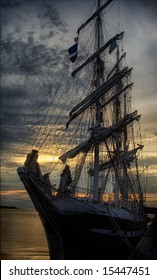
[18,169,147,260]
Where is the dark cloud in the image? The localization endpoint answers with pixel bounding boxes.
[122,0,157,15]
[0,81,64,149]
[41,4,67,31]
[1,35,62,75]
[146,42,157,68]
[0,0,21,7]
[1,40,70,152]
[1,0,68,43]
[1,86,33,147]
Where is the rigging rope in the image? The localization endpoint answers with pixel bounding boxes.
[32,62,70,150]
[47,106,90,174]
[33,16,96,154]
[37,78,72,151]
[45,53,95,173]
[107,206,134,251]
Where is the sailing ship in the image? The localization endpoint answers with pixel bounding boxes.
[17,0,148,259]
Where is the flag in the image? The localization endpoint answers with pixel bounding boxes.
[69,52,77,63]
[68,42,78,55]
[68,36,79,63]
[74,36,79,43]
[109,40,117,54]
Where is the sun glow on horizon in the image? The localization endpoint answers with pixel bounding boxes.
[38,154,59,164]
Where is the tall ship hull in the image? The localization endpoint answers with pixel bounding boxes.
[18,165,147,259]
[18,0,148,259]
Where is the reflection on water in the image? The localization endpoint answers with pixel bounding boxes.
[0,209,49,260]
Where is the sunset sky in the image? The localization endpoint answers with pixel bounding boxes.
[1,0,157,208]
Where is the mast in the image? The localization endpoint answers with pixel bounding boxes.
[93,0,102,201]
[114,44,121,202]
[64,0,128,200]
[77,0,113,34]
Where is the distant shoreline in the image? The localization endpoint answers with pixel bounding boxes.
[0,205,18,209]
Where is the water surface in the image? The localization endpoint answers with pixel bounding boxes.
[0,208,49,260]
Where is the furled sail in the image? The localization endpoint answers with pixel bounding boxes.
[59,140,92,164]
[77,0,113,34]
[107,52,126,80]
[88,145,144,175]
[66,67,132,128]
[60,111,140,163]
[101,83,134,108]
[70,152,87,194]
[71,32,124,78]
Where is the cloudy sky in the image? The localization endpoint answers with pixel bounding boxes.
[1,0,157,208]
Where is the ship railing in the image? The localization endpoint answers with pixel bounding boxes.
[51,186,140,214]
[106,198,139,213]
